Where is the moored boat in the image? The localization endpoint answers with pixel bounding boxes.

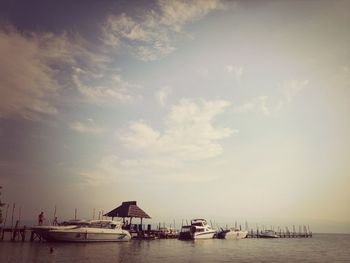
[189,219,216,240]
[42,220,131,242]
[217,228,248,239]
[32,219,89,240]
[259,229,279,238]
[178,225,192,240]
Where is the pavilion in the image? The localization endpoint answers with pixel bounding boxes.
[104,201,151,227]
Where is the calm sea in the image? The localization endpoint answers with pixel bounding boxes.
[1,234,349,263]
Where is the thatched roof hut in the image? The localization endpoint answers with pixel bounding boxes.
[104,201,151,225]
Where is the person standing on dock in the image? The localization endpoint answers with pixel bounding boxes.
[38,212,45,225]
[52,216,58,226]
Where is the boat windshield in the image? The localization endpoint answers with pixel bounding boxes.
[181,226,191,232]
[192,222,204,227]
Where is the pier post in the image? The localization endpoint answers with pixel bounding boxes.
[21,226,26,242]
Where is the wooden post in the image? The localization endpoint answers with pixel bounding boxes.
[18,206,22,227]
[1,204,9,240]
[53,205,57,224]
[10,203,15,237]
[74,208,77,220]
[141,217,143,232]
[21,225,26,242]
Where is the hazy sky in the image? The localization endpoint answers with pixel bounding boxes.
[1,0,349,233]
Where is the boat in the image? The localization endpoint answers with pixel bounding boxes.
[188,219,216,240]
[178,225,192,240]
[217,228,248,239]
[32,219,90,240]
[41,219,131,242]
[158,227,178,238]
[259,229,279,238]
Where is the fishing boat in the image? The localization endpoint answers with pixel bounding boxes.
[259,229,279,238]
[217,228,248,239]
[42,220,131,242]
[189,219,216,240]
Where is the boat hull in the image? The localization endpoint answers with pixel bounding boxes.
[44,229,131,242]
[218,230,248,240]
[259,230,279,238]
[192,231,216,239]
[259,234,279,238]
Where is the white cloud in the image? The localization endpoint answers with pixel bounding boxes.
[119,99,235,160]
[234,80,309,115]
[158,0,224,27]
[234,96,270,115]
[70,119,106,134]
[73,71,141,104]
[78,99,236,185]
[0,24,113,120]
[0,26,71,120]
[226,64,244,79]
[101,0,224,61]
[155,86,171,106]
[283,80,309,104]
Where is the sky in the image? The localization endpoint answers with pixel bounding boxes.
[0,0,349,233]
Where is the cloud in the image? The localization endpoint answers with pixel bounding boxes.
[234,80,309,115]
[226,65,244,79]
[73,70,140,104]
[79,153,220,185]
[0,24,114,120]
[283,80,309,104]
[101,0,224,61]
[234,96,270,115]
[0,25,71,120]
[70,119,106,134]
[119,99,235,160]
[155,86,171,106]
[79,99,236,185]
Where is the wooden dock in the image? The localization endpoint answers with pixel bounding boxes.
[247,226,312,238]
[0,226,28,242]
[0,223,312,242]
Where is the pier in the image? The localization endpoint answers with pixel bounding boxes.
[0,225,312,242]
[0,201,312,242]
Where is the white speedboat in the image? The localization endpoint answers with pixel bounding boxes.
[259,230,279,238]
[32,219,89,240]
[189,219,216,240]
[217,228,248,239]
[42,220,131,242]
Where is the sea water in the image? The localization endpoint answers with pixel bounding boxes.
[0,234,349,263]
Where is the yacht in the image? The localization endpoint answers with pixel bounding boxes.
[178,225,192,240]
[259,229,279,238]
[189,219,216,240]
[32,219,89,240]
[42,220,131,242]
[217,228,248,239]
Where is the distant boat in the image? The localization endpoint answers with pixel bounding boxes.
[158,227,178,238]
[217,228,248,239]
[41,220,131,242]
[259,229,279,238]
[183,219,216,240]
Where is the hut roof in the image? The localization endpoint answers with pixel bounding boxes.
[104,201,151,219]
